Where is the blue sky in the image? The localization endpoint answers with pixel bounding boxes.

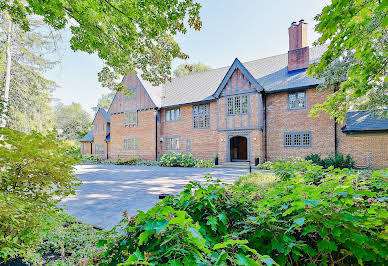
[46,0,329,116]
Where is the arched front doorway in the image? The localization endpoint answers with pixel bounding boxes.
[230,136,248,161]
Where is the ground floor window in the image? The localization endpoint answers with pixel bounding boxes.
[123,137,139,150]
[284,131,311,147]
[95,144,104,154]
[166,136,180,150]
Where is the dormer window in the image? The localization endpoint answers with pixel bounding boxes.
[288,91,306,110]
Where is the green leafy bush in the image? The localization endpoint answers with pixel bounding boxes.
[235,172,278,193]
[135,160,160,166]
[114,157,142,165]
[81,154,102,164]
[38,213,102,265]
[256,161,273,170]
[96,177,274,265]
[305,153,355,169]
[95,161,387,265]
[0,128,80,263]
[159,152,197,167]
[194,159,215,168]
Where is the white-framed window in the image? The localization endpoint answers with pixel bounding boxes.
[193,104,210,129]
[123,137,139,150]
[284,131,311,147]
[288,91,306,110]
[95,144,104,154]
[227,95,248,115]
[124,111,137,126]
[166,136,180,150]
[166,108,180,122]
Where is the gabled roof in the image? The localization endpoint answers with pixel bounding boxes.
[92,107,110,124]
[214,58,264,98]
[80,129,93,142]
[154,45,327,107]
[342,111,388,132]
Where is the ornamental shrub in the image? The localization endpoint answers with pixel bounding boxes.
[305,153,355,169]
[194,159,215,168]
[114,157,142,165]
[0,128,80,263]
[256,161,273,170]
[159,152,197,167]
[94,161,387,265]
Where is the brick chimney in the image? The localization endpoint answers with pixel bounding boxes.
[288,19,309,71]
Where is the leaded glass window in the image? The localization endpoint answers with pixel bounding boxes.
[193,104,210,128]
[123,137,139,150]
[288,91,306,110]
[284,132,311,147]
[227,95,249,115]
[166,108,180,121]
[166,136,180,150]
[124,111,137,126]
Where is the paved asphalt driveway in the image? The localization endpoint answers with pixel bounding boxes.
[60,164,253,229]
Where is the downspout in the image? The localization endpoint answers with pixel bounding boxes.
[106,141,109,160]
[155,108,158,161]
[263,92,268,162]
[334,86,338,154]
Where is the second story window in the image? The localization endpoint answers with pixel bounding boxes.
[227,95,248,115]
[166,108,180,122]
[124,111,137,126]
[288,91,306,110]
[193,103,210,129]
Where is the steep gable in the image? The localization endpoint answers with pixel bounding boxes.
[214,58,264,98]
[109,73,158,114]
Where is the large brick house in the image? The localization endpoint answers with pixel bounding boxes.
[81,20,388,168]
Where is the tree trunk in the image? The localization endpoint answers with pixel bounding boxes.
[1,18,12,127]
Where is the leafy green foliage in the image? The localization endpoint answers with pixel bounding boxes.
[173,62,211,77]
[235,172,278,193]
[95,161,387,265]
[2,0,202,88]
[114,157,142,165]
[305,153,355,169]
[0,16,59,133]
[54,102,92,141]
[194,159,215,168]
[92,91,116,113]
[308,0,388,120]
[81,154,102,164]
[256,161,273,170]
[96,177,274,265]
[38,213,102,265]
[159,152,214,168]
[0,128,80,262]
[160,152,197,167]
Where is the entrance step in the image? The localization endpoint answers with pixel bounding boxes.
[215,161,253,169]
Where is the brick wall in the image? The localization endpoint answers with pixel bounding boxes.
[81,142,92,155]
[160,102,218,160]
[109,109,157,161]
[266,88,335,161]
[93,112,108,159]
[338,129,388,169]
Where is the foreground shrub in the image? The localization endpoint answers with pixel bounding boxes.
[0,128,80,263]
[305,153,355,169]
[235,172,278,193]
[95,161,387,265]
[38,213,102,265]
[159,152,197,167]
[247,167,387,265]
[96,177,275,265]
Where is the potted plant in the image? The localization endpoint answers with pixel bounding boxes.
[254,154,259,166]
[214,153,219,165]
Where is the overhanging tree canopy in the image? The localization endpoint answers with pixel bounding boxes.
[1,0,202,89]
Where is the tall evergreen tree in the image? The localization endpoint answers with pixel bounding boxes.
[0,16,60,132]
